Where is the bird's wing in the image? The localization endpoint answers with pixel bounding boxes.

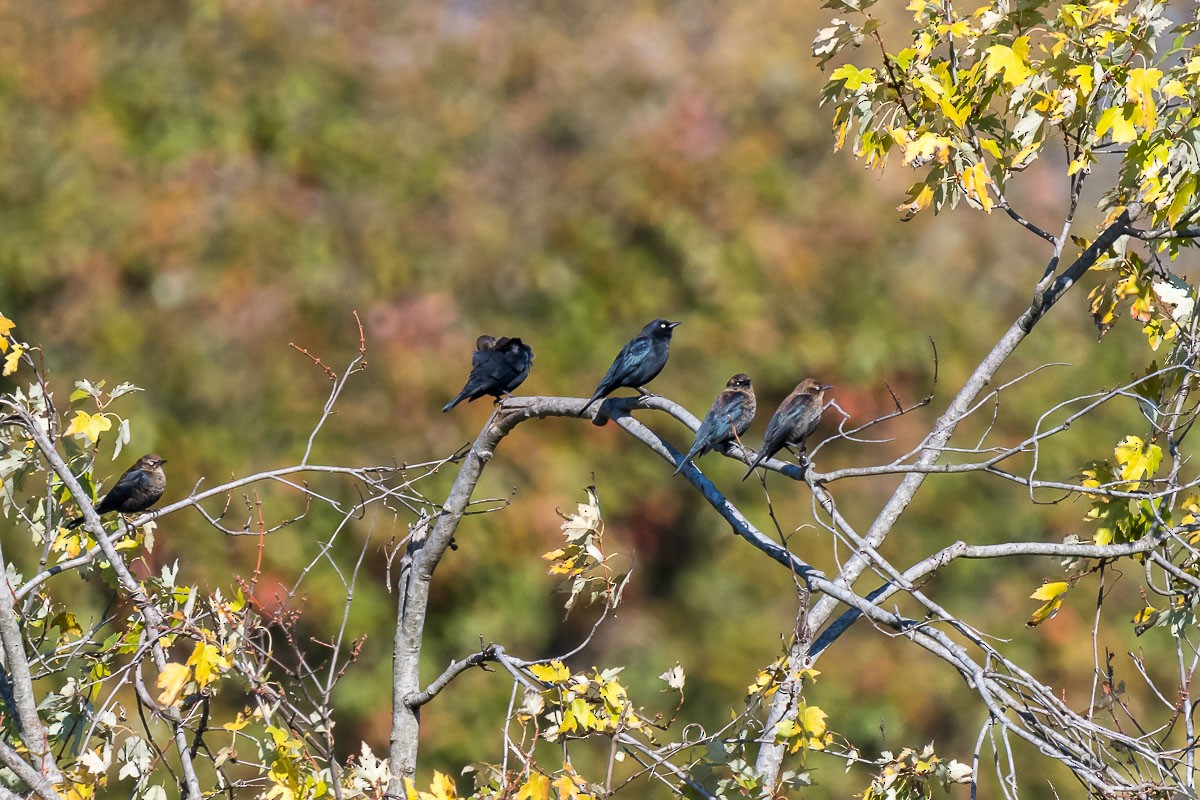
[592,336,652,398]
[95,470,147,514]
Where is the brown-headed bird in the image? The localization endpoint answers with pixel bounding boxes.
[742,379,832,480]
[673,373,756,475]
[581,319,681,415]
[442,335,534,412]
[65,454,168,528]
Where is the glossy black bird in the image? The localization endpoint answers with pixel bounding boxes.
[581,319,681,415]
[442,335,534,412]
[742,379,832,480]
[65,454,168,528]
[673,373,756,475]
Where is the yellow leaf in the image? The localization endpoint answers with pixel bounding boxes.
[156,662,191,707]
[983,38,1031,87]
[552,774,580,800]
[1027,595,1065,627]
[0,313,13,352]
[939,98,970,129]
[1114,435,1162,489]
[1126,67,1162,128]
[223,711,252,731]
[897,183,935,220]
[1096,107,1136,144]
[516,774,551,800]
[1030,581,1069,601]
[1067,64,1094,97]
[530,661,570,684]
[800,704,828,738]
[2,344,21,376]
[187,640,230,688]
[65,411,113,444]
[960,162,994,212]
[428,770,459,800]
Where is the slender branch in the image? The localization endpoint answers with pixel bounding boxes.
[0,737,62,800]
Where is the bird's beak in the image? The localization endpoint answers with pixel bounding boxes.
[668,321,683,329]
[820,384,835,391]
[159,459,169,465]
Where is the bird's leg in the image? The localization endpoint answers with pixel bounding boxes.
[635,386,661,398]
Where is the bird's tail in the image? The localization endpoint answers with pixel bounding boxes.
[672,445,700,476]
[580,394,602,416]
[64,516,85,529]
[442,392,468,413]
[741,454,764,481]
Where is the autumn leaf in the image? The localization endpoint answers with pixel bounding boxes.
[0,313,13,352]
[1095,107,1136,144]
[1027,581,1070,627]
[156,662,191,707]
[515,774,550,800]
[65,411,113,443]
[1126,68,1162,128]
[2,343,21,375]
[187,640,230,688]
[982,38,1031,87]
[1114,435,1161,489]
[960,162,994,212]
[530,660,570,684]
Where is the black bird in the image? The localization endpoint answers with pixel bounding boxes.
[673,373,756,475]
[65,454,168,528]
[742,379,832,480]
[442,335,534,412]
[581,319,681,415]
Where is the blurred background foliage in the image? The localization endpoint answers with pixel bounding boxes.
[0,0,1186,796]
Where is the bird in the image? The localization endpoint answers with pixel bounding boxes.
[65,454,168,528]
[581,319,681,415]
[742,379,832,480]
[442,335,534,412]
[673,373,756,475]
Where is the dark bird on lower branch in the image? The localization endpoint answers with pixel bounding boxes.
[581,319,681,415]
[65,454,168,528]
[742,379,832,480]
[442,335,534,412]
[674,373,756,475]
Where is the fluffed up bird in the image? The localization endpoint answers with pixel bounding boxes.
[674,373,756,475]
[442,335,534,412]
[65,454,168,528]
[581,319,681,415]
[742,379,832,480]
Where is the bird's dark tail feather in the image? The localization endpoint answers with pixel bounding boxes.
[672,446,700,476]
[442,392,468,413]
[64,516,85,529]
[741,456,763,481]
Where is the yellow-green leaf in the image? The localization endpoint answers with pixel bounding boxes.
[1114,435,1161,489]
[829,64,877,91]
[983,38,1031,87]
